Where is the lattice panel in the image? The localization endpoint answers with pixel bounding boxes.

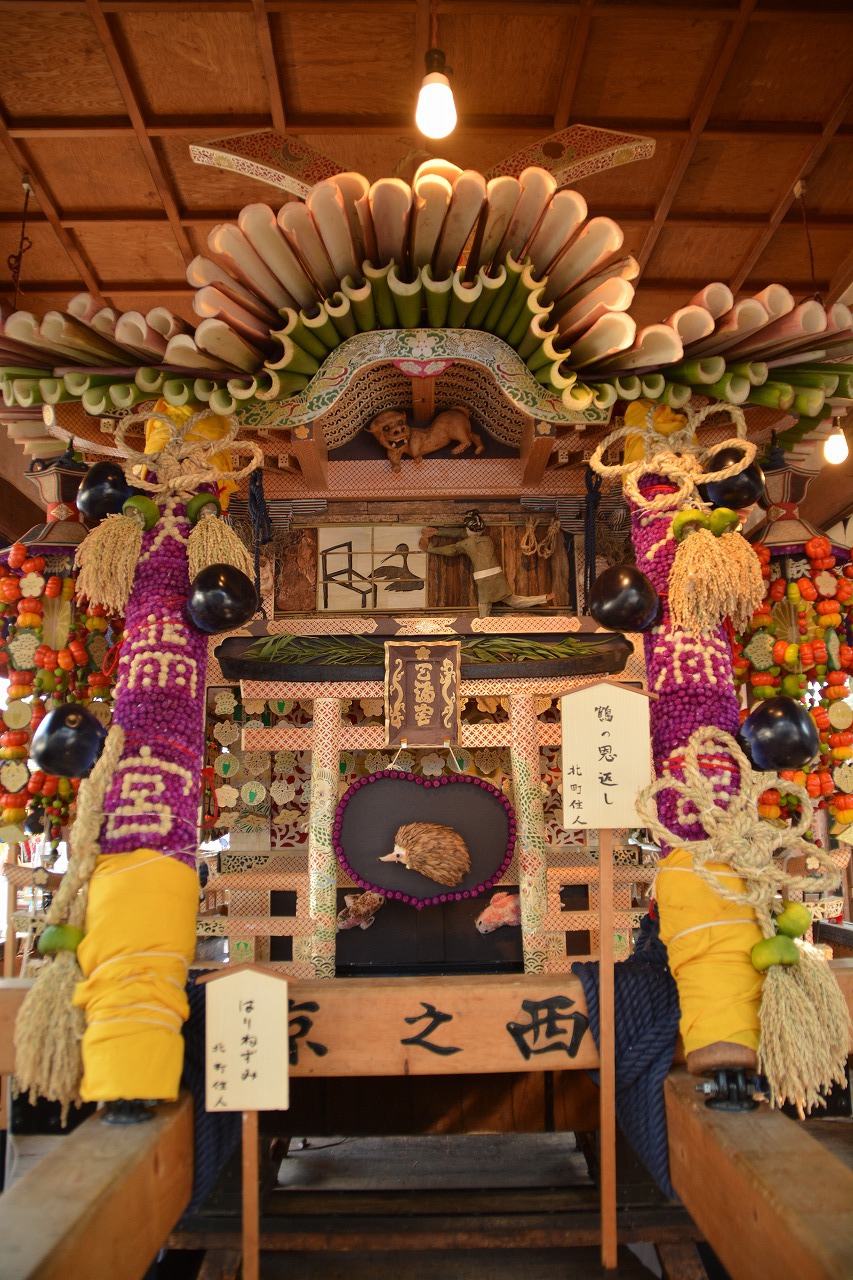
[544,864,651,967]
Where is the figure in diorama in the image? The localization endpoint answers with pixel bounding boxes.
[367,406,483,472]
[420,510,554,617]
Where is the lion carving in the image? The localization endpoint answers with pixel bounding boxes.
[367,406,483,472]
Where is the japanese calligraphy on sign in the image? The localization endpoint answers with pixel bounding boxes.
[204,967,290,1111]
[560,682,653,829]
[384,640,461,747]
[197,977,599,1078]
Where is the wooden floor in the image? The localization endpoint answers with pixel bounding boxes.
[251,1244,658,1278]
[169,1131,709,1279]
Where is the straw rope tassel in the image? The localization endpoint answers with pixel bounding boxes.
[13,725,126,1121]
[187,508,254,582]
[669,527,765,636]
[74,514,142,616]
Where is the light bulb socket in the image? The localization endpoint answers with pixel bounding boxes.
[424,47,449,76]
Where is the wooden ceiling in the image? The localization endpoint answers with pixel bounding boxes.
[1,0,852,332]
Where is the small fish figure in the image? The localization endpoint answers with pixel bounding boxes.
[336,890,385,931]
[475,891,521,934]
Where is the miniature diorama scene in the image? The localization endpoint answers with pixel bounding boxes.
[1,5,852,1280]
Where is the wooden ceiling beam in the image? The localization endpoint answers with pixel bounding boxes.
[250,0,287,133]
[83,0,195,266]
[730,77,853,292]
[637,0,756,274]
[0,108,105,306]
[6,114,852,141]
[552,0,594,131]
[827,246,853,307]
[5,210,850,234]
[3,0,852,14]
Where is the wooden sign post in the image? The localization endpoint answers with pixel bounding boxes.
[198,965,291,1280]
[560,681,654,1272]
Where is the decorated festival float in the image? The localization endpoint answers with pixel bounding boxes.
[0,38,852,1280]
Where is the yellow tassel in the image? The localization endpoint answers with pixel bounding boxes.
[187,511,254,582]
[13,950,86,1125]
[74,513,142,615]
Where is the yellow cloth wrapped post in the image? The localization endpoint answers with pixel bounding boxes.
[73,848,199,1102]
[656,848,763,1056]
[144,401,237,509]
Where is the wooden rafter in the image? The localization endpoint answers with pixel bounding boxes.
[552,0,594,131]
[82,0,195,265]
[730,76,853,292]
[415,0,430,65]
[3,210,849,234]
[637,0,756,274]
[0,108,105,305]
[250,0,287,133]
[4,114,853,141]
[827,245,853,307]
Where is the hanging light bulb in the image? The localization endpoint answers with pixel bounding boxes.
[416,48,457,139]
[824,419,849,465]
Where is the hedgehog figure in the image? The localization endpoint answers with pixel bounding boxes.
[379,822,471,887]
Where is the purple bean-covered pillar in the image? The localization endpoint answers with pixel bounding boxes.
[73,493,205,1102]
[616,402,761,1072]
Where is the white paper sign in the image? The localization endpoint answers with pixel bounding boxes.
[205,969,290,1112]
[560,683,652,830]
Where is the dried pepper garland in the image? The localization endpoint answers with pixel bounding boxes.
[734,532,853,831]
[0,540,120,854]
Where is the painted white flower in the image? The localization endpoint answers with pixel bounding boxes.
[421,752,444,777]
[475,749,502,776]
[214,690,238,717]
[213,721,240,746]
[407,338,438,360]
[270,779,295,806]
[19,572,45,598]
[241,751,268,777]
[273,807,301,828]
[388,750,415,772]
[242,698,266,715]
[365,752,390,774]
[215,784,239,808]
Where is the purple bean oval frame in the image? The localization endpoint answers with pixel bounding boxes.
[333,771,517,909]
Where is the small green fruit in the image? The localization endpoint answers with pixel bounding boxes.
[751,934,799,972]
[122,494,160,530]
[186,493,221,525]
[708,507,740,537]
[672,509,711,542]
[38,923,85,956]
[775,901,812,939]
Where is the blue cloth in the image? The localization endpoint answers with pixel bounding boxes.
[181,976,241,1211]
[573,912,681,1198]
